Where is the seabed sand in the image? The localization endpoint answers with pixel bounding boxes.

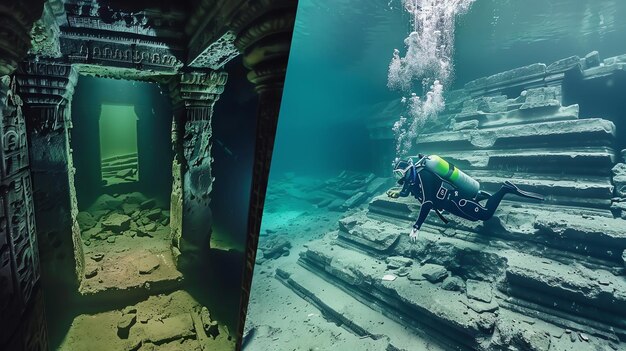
[52,192,237,351]
[242,174,443,350]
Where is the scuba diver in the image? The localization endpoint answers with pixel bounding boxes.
[387,154,543,242]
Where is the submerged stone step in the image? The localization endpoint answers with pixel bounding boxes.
[101,163,138,172]
[299,242,495,348]
[366,197,625,264]
[440,147,616,175]
[275,264,449,351]
[417,118,615,150]
[101,153,138,163]
[297,239,624,350]
[504,252,626,337]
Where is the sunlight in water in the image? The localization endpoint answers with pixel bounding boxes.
[389,0,475,158]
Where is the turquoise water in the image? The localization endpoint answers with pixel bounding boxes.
[244,1,626,350]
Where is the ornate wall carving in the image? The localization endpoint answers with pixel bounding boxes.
[16,61,83,291]
[167,71,228,260]
[0,76,47,350]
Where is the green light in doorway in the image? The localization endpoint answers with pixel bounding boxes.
[99,104,139,186]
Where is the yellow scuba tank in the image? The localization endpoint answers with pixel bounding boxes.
[422,155,480,199]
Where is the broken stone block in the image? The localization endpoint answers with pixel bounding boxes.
[136,229,153,238]
[547,55,581,73]
[92,194,124,211]
[584,51,601,68]
[328,199,345,211]
[386,256,413,269]
[452,119,479,131]
[85,267,98,279]
[441,276,465,292]
[521,329,551,351]
[612,163,626,197]
[116,168,136,179]
[365,178,388,195]
[117,313,136,339]
[199,306,219,338]
[407,266,427,281]
[143,314,195,344]
[91,253,104,262]
[144,223,157,232]
[77,212,96,230]
[260,237,291,259]
[146,209,162,221]
[137,256,160,274]
[84,226,102,240]
[102,213,132,233]
[421,263,448,283]
[121,203,139,216]
[466,279,492,303]
[342,191,367,209]
[140,199,156,210]
[122,306,137,315]
[106,236,116,243]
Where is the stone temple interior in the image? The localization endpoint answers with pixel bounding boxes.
[0,0,296,350]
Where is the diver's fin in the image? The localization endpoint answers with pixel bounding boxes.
[504,181,544,200]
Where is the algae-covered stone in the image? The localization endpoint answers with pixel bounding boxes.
[386,256,413,269]
[102,213,131,233]
[137,256,160,274]
[143,314,195,344]
[117,313,136,339]
[584,51,601,68]
[140,199,156,210]
[441,276,465,292]
[612,163,626,197]
[146,208,162,221]
[466,279,492,303]
[77,212,96,230]
[421,264,448,283]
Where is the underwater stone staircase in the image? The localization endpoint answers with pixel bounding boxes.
[101,153,138,185]
[275,51,626,351]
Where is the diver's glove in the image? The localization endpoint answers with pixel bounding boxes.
[386,188,401,198]
[409,225,420,243]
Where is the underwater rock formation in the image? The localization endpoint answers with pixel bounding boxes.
[276,51,626,351]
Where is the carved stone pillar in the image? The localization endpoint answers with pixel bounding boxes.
[231,1,297,345]
[15,61,83,290]
[168,71,228,262]
[0,76,48,350]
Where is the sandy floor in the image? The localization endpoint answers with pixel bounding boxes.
[50,191,241,351]
[58,290,235,351]
[243,188,390,350]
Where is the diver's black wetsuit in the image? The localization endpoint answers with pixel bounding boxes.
[397,166,533,231]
